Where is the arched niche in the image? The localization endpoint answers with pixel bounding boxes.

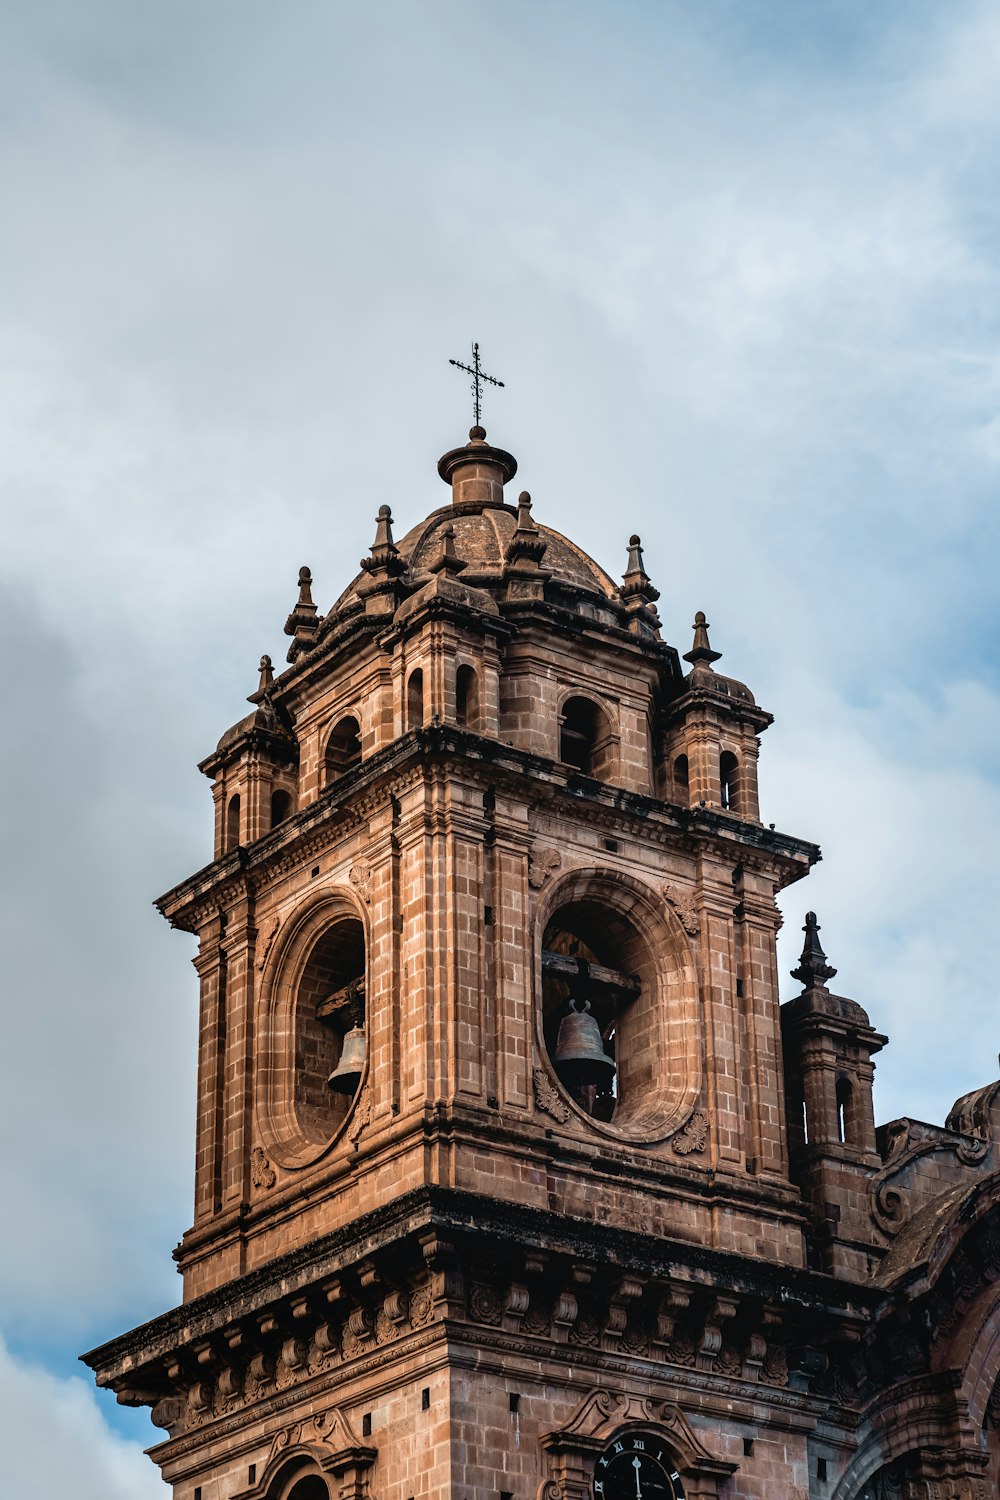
[534,867,702,1146]
[455,662,480,729]
[559,693,618,780]
[257,890,369,1170]
[324,715,362,785]
[719,749,741,811]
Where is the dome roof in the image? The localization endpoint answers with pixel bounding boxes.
[330,500,620,618]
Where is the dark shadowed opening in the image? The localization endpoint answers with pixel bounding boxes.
[559,696,615,780]
[294,918,365,1143]
[226,793,241,850]
[324,715,362,784]
[455,663,479,729]
[407,669,424,730]
[271,788,293,828]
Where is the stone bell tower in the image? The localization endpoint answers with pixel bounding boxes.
[82,411,1000,1500]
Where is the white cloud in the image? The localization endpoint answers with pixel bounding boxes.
[0,1333,166,1497]
[0,0,999,1473]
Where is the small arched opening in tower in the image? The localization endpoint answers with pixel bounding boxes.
[720,750,741,812]
[407,668,424,731]
[836,1074,858,1147]
[455,663,480,730]
[270,787,294,829]
[673,753,690,806]
[324,715,362,785]
[559,696,616,780]
[225,792,241,851]
[294,917,366,1144]
[542,899,659,1126]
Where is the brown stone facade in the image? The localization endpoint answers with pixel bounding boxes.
[84,427,1000,1499]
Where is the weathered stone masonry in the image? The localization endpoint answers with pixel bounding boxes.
[84,424,1000,1500]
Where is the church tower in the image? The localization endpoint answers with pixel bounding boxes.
[84,414,1000,1500]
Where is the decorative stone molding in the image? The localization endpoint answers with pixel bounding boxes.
[671,1110,708,1157]
[349,860,372,904]
[539,1388,738,1500]
[347,1084,372,1147]
[534,1065,571,1124]
[250,1145,276,1191]
[254,914,280,971]
[869,1121,990,1237]
[662,883,700,938]
[529,846,562,889]
[232,1405,377,1500]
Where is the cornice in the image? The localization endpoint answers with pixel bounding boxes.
[156,728,821,932]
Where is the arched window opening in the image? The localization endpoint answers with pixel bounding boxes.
[542,899,658,1126]
[270,788,293,829]
[407,669,424,731]
[455,664,479,729]
[225,793,241,851]
[294,917,366,1144]
[673,754,690,806]
[284,1478,330,1500]
[324,715,362,784]
[836,1076,852,1145]
[802,1097,810,1146]
[720,751,740,811]
[559,696,615,780]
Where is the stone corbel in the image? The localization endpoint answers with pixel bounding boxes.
[419,1231,465,1312]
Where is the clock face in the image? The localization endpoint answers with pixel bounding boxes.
[593,1433,685,1500]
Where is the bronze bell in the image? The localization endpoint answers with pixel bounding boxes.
[327,1024,366,1094]
[553,999,615,1087]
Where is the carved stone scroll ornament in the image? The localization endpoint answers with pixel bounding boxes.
[534,1066,571,1124]
[869,1121,990,1237]
[250,1145,276,1190]
[529,847,562,890]
[349,860,372,904]
[347,1084,372,1147]
[662,883,700,938]
[254,914,280,972]
[671,1109,709,1156]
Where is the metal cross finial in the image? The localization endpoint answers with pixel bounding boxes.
[448,341,504,427]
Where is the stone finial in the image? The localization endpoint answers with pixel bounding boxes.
[284,565,321,663]
[360,505,405,576]
[505,491,548,573]
[683,611,722,668]
[247,654,274,704]
[372,504,395,554]
[428,521,467,576]
[621,532,661,602]
[620,534,661,638]
[791,911,838,990]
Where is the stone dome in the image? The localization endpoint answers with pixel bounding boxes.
[330,500,619,618]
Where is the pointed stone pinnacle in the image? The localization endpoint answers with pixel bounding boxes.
[683,611,722,667]
[284,565,321,661]
[791,911,838,990]
[428,521,467,575]
[505,490,548,573]
[247,654,274,704]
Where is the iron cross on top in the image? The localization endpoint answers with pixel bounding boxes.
[448,341,504,427]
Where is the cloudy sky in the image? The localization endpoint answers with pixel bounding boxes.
[2,1,999,1489]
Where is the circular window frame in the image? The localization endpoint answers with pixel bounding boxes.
[533,866,702,1146]
[256,887,370,1171]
